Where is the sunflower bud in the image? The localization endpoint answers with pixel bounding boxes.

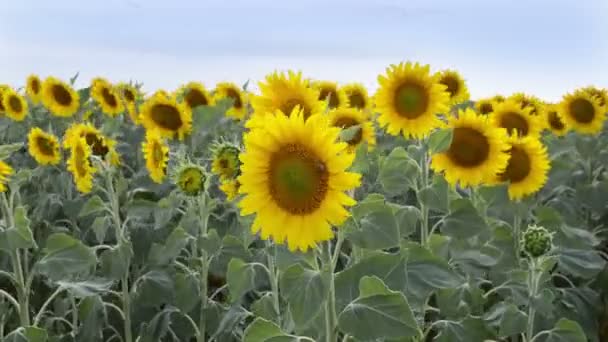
[175,164,207,196]
[210,141,241,180]
[521,225,552,258]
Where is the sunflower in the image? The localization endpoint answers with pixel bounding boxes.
[63,123,120,165]
[211,141,241,180]
[558,89,606,135]
[28,127,61,165]
[491,95,506,103]
[490,99,542,138]
[41,76,80,117]
[328,108,376,152]
[220,178,240,201]
[26,74,43,104]
[91,78,124,116]
[176,82,214,111]
[543,104,568,136]
[251,70,325,120]
[342,83,371,111]
[142,129,169,183]
[117,83,140,124]
[139,93,192,140]
[374,62,450,139]
[214,82,248,120]
[238,107,361,251]
[0,86,7,113]
[313,81,348,109]
[509,93,545,117]
[582,86,607,107]
[175,163,207,196]
[2,89,28,121]
[495,136,550,201]
[66,137,96,193]
[0,161,13,193]
[434,69,470,105]
[431,108,510,187]
[475,98,496,115]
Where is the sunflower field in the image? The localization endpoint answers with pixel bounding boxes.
[0,63,607,342]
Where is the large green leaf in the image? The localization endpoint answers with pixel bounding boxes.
[76,295,106,342]
[139,307,179,342]
[389,203,421,238]
[403,243,463,299]
[542,318,587,342]
[4,326,48,342]
[243,317,315,342]
[56,279,114,298]
[0,206,36,251]
[279,264,328,328]
[346,202,400,250]
[441,198,487,239]
[558,248,605,279]
[148,226,191,266]
[417,175,451,213]
[78,195,108,217]
[484,302,527,337]
[378,147,420,195]
[174,271,199,313]
[100,241,133,280]
[37,233,97,281]
[227,258,259,302]
[134,269,175,308]
[428,128,453,154]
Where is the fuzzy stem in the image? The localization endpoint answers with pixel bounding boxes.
[33,286,65,326]
[265,241,281,325]
[420,149,430,247]
[197,194,210,342]
[513,212,521,264]
[323,241,338,342]
[526,258,541,342]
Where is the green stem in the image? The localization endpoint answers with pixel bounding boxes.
[197,194,210,342]
[526,258,540,342]
[265,242,281,325]
[33,287,65,326]
[513,211,521,264]
[420,149,430,247]
[323,241,338,342]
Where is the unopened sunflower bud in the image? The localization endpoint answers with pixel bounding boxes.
[210,141,241,180]
[175,164,207,196]
[521,225,552,258]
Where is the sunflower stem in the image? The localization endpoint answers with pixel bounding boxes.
[197,193,210,342]
[513,209,521,265]
[526,258,541,342]
[265,241,281,326]
[419,146,430,247]
[323,240,338,342]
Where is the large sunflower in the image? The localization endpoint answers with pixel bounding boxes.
[211,141,241,180]
[117,82,140,124]
[63,123,120,165]
[91,78,124,116]
[238,108,361,251]
[251,70,326,119]
[582,86,607,107]
[139,93,192,140]
[342,83,371,111]
[0,161,13,193]
[495,136,550,201]
[434,69,470,105]
[559,89,606,135]
[28,127,61,165]
[490,99,542,138]
[66,137,96,193]
[328,108,376,152]
[475,98,496,115]
[214,82,248,120]
[431,108,510,187]
[176,82,214,111]
[26,74,43,104]
[543,104,568,136]
[374,62,450,139]
[313,81,348,109]
[142,129,169,183]
[41,76,80,117]
[2,89,28,121]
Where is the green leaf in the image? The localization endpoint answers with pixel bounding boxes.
[339,125,362,143]
[199,229,222,257]
[139,307,179,342]
[37,233,97,281]
[378,147,420,195]
[76,295,106,341]
[100,242,133,280]
[79,195,108,217]
[279,264,327,328]
[91,216,109,244]
[0,206,36,251]
[174,272,199,313]
[418,175,451,213]
[390,203,421,238]
[0,143,23,160]
[346,203,400,250]
[56,279,114,298]
[134,269,175,308]
[243,317,315,342]
[338,277,419,340]
[148,226,191,266]
[251,293,280,323]
[428,128,453,154]
[4,326,48,342]
[441,198,487,239]
[558,248,606,279]
[227,258,258,302]
[484,303,528,337]
[543,318,587,342]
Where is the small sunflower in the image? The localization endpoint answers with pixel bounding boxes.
[26,74,43,104]
[582,86,607,107]
[211,141,241,180]
[543,104,568,136]
[0,161,13,192]
[41,76,80,117]
[328,108,376,152]
[490,100,542,138]
[559,89,606,135]
[434,69,470,105]
[431,108,510,187]
[342,83,371,111]
[175,163,207,196]
[176,82,214,111]
[66,137,96,193]
[117,82,140,124]
[63,123,120,165]
[214,82,248,120]
[139,93,193,140]
[475,98,496,115]
[0,85,9,113]
[251,70,326,120]
[313,81,348,109]
[142,129,169,183]
[495,136,550,201]
[28,127,61,165]
[238,107,361,251]
[374,62,450,139]
[91,78,124,116]
[509,93,545,117]
[220,178,240,201]
[2,89,28,121]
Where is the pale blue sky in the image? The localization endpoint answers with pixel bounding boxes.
[1,0,606,101]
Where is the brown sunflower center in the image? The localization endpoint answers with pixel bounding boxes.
[150,104,183,130]
[52,85,73,106]
[348,92,366,109]
[123,89,135,102]
[184,89,208,108]
[479,102,494,115]
[319,88,340,109]
[101,87,118,108]
[268,143,329,215]
[31,79,41,94]
[8,96,22,113]
[499,112,529,136]
[440,75,460,97]
[73,145,88,177]
[225,88,243,108]
[394,82,429,119]
[333,116,363,145]
[499,146,530,183]
[569,98,595,124]
[446,127,490,167]
[35,136,56,156]
[280,98,310,118]
[547,111,565,130]
[84,133,109,157]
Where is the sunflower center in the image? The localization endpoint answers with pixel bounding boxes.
[84,133,109,157]
[547,111,565,130]
[178,167,206,195]
[479,102,493,115]
[394,82,429,119]
[280,98,310,118]
[499,146,530,183]
[184,89,208,108]
[446,127,490,167]
[150,104,183,130]
[52,85,73,106]
[440,76,460,97]
[123,89,135,102]
[319,88,340,109]
[499,112,529,136]
[35,137,56,156]
[8,96,22,113]
[225,88,243,108]
[569,98,595,124]
[74,145,88,177]
[333,116,363,145]
[269,143,329,215]
[31,79,41,94]
[101,88,118,108]
[348,92,366,109]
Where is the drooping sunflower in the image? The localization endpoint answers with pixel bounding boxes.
[251,70,326,120]
[431,108,510,187]
[495,136,550,201]
[434,69,470,106]
[26,74,43,104]
[238,107,361,251]
[214,82,248,120]
[41,76,80,117]
[558,89,606,135]
[117,82,140,124]
[490,99,542,138]
[63,123,120,165]
[313,81,348,109]
[28,127,61,165]
[342,83,372,111]
[2,89,28,121]
[220,178,240,201]
[211,141,241,180]
[174,163,207,196]
[328,108,376,152]
[543,104,568,136]
[142,129,169,183]
[582,86,607,107]
[374,62,450,139]
[139,93,192,140]
[474,98,496,115]
[66,137,96,193]
[91,78,124,116]
[176,82,214,111]
[0,161,13,192]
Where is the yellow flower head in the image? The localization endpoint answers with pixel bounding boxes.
[475,98,496,115]
[582,86,607,107]
[2,88,28,121]
[491,94,506,103]
[41,76,80,117]
[543,104,568,136]
[176,82,214,111]
[66,137,97,193]
[328,108,376,152]
[490,99,542,138]
[0,85,8,113]
[434,69,470,106]
[0,161,14,193]
[313,81,348,110]
[28,127,61,165]
[63,123,120,165]
[211,141,241,180]
[142,129,169,184]
[139,93,192,140]
[213,82,248,120]
[238,107,361,251]
[558,89,606,135]
[117,83,141,124]
[342,83,372,112]
[91,78,124,117]
[220,178,240,201]
[374,62,450,139]
[26,74,43,104]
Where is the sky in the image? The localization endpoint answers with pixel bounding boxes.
[1,0,606,102]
